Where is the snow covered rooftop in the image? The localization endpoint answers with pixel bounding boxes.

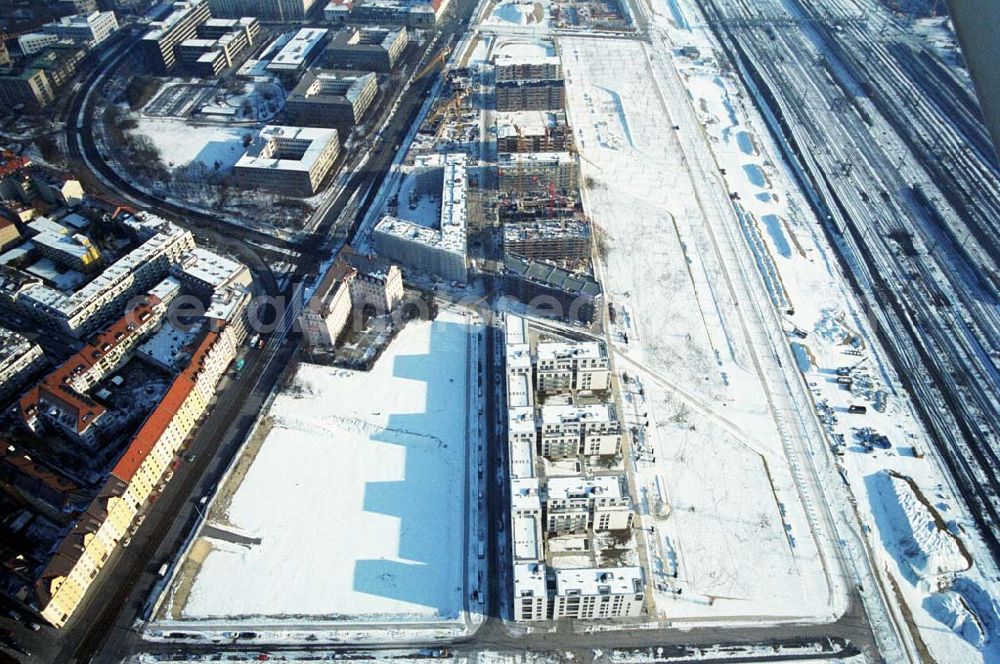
[509,431,536,480]
[292,69,376,105]
[0,325,34,363]
[513,515,542,562]
[236,125,339,173]
[540,402,616,427]
[546,475,627,502]
[514,562,547,597]
[511,477,542,512]
[374,153,468,255]
[266,28,328,71]
[553,567,643,596]
[506,313,528,346]
[536,341,605,362]
[506,368,532,407]
[137,320,204,371]
[173,247,248,291]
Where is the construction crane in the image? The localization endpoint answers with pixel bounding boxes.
[414,44,453,81]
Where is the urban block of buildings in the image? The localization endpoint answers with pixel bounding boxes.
[234,125,340,196]
[286,69,378,127]
[0,207,252,628]
[0,45,86,110]
[209,0,317,20]
[0,215,196,338]
[0,156,85,210]
[299,245,403,351]
[324,0,447,28]
[504,313,644,622]
[373,152,468,283]
[325,26,408,73]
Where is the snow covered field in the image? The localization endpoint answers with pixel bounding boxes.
[560,35,839,623]
[160,312,473,623]
[134,118,249,171]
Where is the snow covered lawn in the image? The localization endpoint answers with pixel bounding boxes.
[134,118,250,171]
[167,312,471,622]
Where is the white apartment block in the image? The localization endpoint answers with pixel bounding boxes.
[18,34,60,56]
[539,403,621,457]
[536,341,610,393]
[551,567,644,619]
[0,326,43,402]
[373,153,468,283]
[544,476,633,533]
[503,313,643,622]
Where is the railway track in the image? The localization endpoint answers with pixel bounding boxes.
[693,0,1000,567]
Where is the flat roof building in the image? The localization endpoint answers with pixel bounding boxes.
[286,69,378,127]
[266,28,329,76]
[325,26,407,73]
[234,125,340,196]
[503,253,602,326]
[374,152,468,282]
[551,567,644,619]
[141,0,213,73]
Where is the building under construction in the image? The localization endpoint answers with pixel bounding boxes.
[503,219,592,262]
[498,151,578,196]
[497,110,572,153]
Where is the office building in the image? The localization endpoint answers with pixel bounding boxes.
[234,125,340,196]
[325,26,407,72]
[177,17,260,76]
[373,152,468,282]
[140,0,213,73]
[0,68,54,109]
[265,28,329,77]
[41,11,120,47]
[286,69,377,126]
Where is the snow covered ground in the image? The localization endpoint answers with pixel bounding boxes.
[560,34,839,624]
[134,118,250,171]
[486,0,549,27]
[634,0,1000,660]
[159,312,473,624]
